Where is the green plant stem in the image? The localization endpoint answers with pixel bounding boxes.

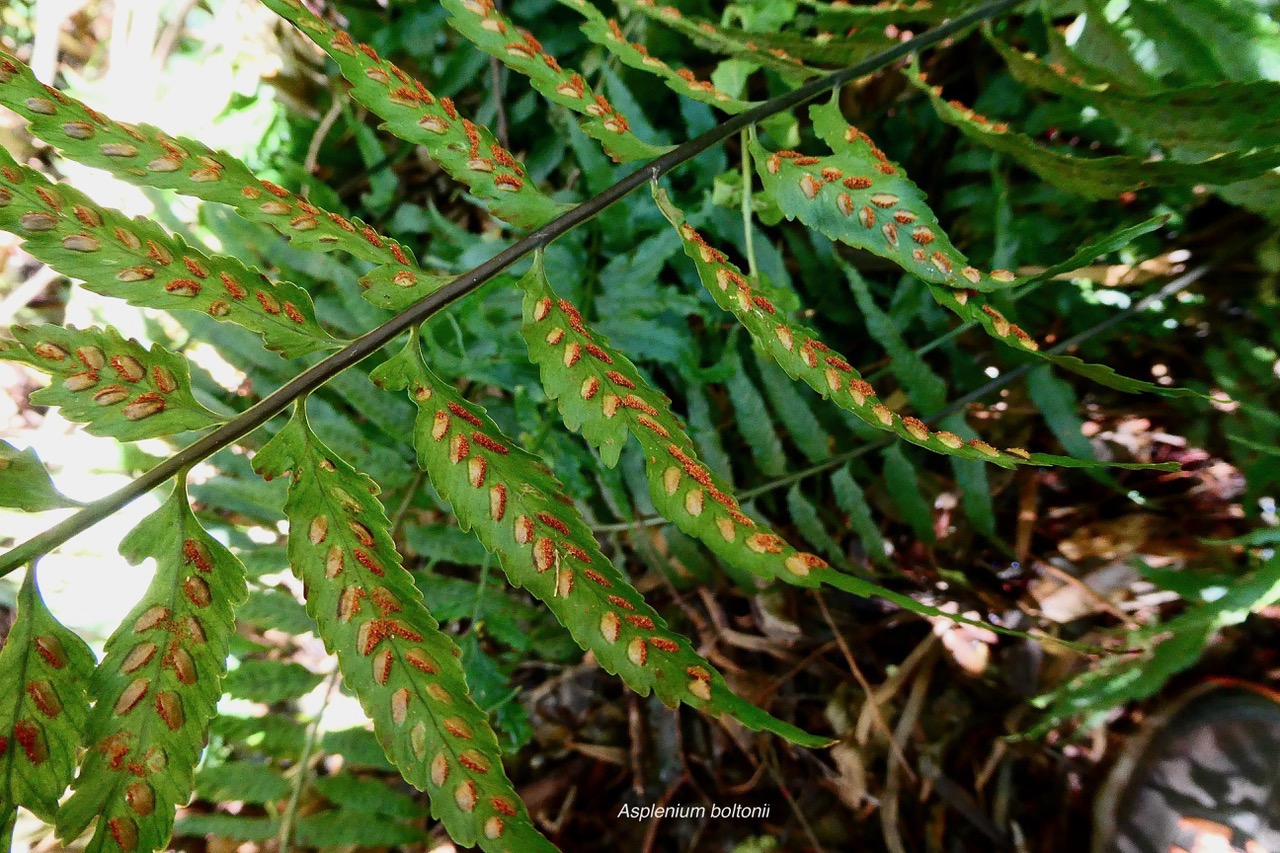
[278,668,339,853]
[389,467,427,540]
[0,0,1022,578]
[740,127,760,280]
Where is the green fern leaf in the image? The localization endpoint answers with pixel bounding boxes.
[260,0,569,229]
[799,0,990,23]
[0,51,420,273]
[556,0,753,113]
[0,441,80,511]
[753,98,1036,294]
[906,64,1280,198]
[656,186,1177,472]
[0,148,337,359]
[251,403,556,852]
[518,253,838,577]
[751,100,1195,395]
[0,571,95,841]
[0,326,221,441]
[830,466,889,566]
[57,480,247,852]
[371,333,830,748]
[441,0,669,162]
[988,34,1280,150]
[618,0,820,77]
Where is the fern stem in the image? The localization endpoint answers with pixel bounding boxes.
[389,467,428,540]
[277,668,339,853]
[0,0,1021,577]
[740,127,759,280]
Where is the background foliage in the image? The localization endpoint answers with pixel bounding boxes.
[1,0,1279,850]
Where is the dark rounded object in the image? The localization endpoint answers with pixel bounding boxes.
[1094,680,1280,853]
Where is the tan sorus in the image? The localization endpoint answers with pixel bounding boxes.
[371,331,829,750]
[253,404,556,853]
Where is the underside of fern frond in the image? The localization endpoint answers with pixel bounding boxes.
[0,571,95,847]
[372,335,831,748]
[253,405,556,852]
[0,2,1246,850]
[0,143,335,359]
[260,0,568,229]
[57,481,246,852]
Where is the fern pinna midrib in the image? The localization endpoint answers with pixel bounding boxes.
[0,0,1231,849]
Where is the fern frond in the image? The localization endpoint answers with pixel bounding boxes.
[917,263,1189,395]
[517,252,840,589]
[0,326,221,441]
[655,187,1176,472]
[750,99,1197,395]
[906,65,1280,197]
[251,404,557,853]
[0,146,337,359]
[0,570,95,843]
[798,0,989,23]
[370,335,831,748]
[441,0,669,162]
[556,0,753,113]
[57,480,247,852]
[752,98,1033,294]
[0,52,419,272]
[0,441,80,511]
[618,0,821,76]
[260,0,570,229]
[987,33,1280,150]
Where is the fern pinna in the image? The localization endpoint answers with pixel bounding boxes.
[0,0,1262,849]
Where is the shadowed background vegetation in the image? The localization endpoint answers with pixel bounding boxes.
[1,0,1279,851]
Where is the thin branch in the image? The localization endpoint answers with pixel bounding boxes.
[740,127,759,280]
[0,0,1022,577]
[278,667,339,853]
[304,94,346,177]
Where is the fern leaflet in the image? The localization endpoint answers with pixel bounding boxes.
[656,186,1176,472]
[442,0,670,162]
[0,441,80,511]
[371,334,831,748]
[0,570,96,846]
[252,403,556,852]
[261,0,569,229]
[0,326,220,441]
[0,144,336,359]
[0,51,420,273]
[57,480,247,852]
